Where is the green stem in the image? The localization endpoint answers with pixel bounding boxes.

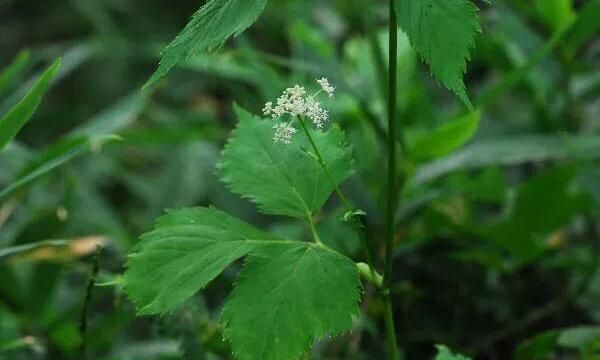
[297,117,352,212]
[297,116,377,277]
[307,214,323,245]
[383,0,400,359]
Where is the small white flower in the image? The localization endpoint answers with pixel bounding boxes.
[317,77,335,97]
[262,101,273,116]
[272,122,297,144]
[262,77,336,144]
[304,97,328,128]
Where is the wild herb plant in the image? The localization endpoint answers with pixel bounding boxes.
[122,0,481,358]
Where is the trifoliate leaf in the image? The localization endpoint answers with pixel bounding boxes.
[395,0,481,109]
[221,244,360,360]
[144,0,268,89]
[123,207,284,315]
[434,345,472,360]
[218,106,354,220]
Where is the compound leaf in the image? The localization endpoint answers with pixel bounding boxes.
[123,207,284,315]
[144,0,268,89]
[221,243,360,360]
[218,106,354,220]
[395,0,480,108]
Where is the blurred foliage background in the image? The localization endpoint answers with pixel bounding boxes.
[0,0,599,359]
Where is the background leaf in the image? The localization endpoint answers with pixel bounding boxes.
[408,109,481,161]
[409,134,600,186]
[144,0,268,89]
[218,106,354,220]
[433,345,471,360]
[0,58,61,152]
[395,0,480,108]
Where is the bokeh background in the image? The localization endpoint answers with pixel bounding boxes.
[1,0,599,359]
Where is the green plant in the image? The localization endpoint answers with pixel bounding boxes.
[123,0,482,359]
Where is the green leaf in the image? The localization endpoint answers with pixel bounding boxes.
[144,0,268,89]
[481,166,586,262]
[218,106,354,220]
[434,345,471,360]
[123,207,361,358]
[0,58,61,152]
[409,134,600,186]
[534,0,576,31]
[567,0,600,53]
[0,135,118,200]
[395,0,480,109]
[515,331,560,360]
[0,50,30,96]
[408,109,481,161]
[123,207,282,315]
[221,243,360,360]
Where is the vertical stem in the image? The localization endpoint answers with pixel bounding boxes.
[79,244,102,359]
[383,0,399,359]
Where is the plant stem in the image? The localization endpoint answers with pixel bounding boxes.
[297,116,377,275]
[297,117,352,211]
[79,243,102,359]
[383,0,400,359]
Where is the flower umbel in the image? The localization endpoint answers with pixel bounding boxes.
[263,78,335,144]
[272,122,297,144]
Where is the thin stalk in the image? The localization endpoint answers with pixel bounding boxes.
[298,117,352,211]
[79,244,102,359]
[383,0,400,359]
[307,215,323,245]
[297,116,377,278]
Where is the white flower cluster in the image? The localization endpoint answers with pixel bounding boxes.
[263,78,335,144]
[272,122,297,144]
[317,77,335,97]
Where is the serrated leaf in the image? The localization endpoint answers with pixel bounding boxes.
[434,345,471,360]
[218,106,354,220]
[123,207,284,315]
[395,0,480,108]
[144,0,268,89]
[0,58,61,152]
[221,243,360,360]
[408,109,481,161]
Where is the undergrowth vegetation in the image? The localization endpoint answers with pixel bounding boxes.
[1,0,599,359]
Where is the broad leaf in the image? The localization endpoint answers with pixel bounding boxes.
[0,58,61,152]
[124,207,283,315]
[221,243,360,360]
[409,134,600,186]
[434,345,471,360]
[144,0,268,89]
[395,0,480,108]
[219,106,354,219]
[408,109,481,161]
